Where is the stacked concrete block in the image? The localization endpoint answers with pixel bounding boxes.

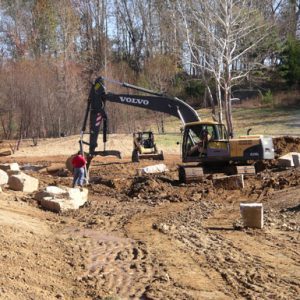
[35,185,88,213]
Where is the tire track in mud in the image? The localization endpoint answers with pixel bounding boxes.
[166,203,300,299]
[124,197,300,300]
[64,228,155,299]
[125,202,232,300]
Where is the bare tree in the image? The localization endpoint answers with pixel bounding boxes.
[174,0,272,136]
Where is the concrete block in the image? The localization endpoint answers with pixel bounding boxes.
[8,173,39,192]
[37,186,88,213]
[0,169,9,185]
[0,163,20,172]
[35,186,67,201]
[6,169,21,176]
[278,152,300,167]
[213,174,244,190]
[40,197,62,212]
[240,203,263,229]
[137,164,168,176]
[67,187,88,203]
[292,155,300,167]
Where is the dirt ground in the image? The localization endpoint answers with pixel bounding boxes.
[0,136,299,300]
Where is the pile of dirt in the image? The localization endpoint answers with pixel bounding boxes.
[273,136,300,157]
[260,168,300,190]
[127,175,180,202]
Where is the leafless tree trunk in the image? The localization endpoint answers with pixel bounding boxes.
[174,0,272,136]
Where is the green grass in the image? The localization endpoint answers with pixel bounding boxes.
[232,106,300,136]
[155,133,182,147]
[158,105,300,137]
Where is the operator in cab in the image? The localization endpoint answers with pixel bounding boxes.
[188,129,212,156]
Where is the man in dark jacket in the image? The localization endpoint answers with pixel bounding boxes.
[71,151,87,188]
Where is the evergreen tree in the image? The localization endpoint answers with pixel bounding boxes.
[280,36,300,86]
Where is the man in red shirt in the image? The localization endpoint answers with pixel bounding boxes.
[71,151,87,188]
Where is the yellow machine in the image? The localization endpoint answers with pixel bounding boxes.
[77,77,274,183]
[180,121,274,182]
[132,131,164,162]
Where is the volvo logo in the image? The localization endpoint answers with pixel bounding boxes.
[120,96,149,106]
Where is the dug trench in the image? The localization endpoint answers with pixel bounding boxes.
[0,137,299,299]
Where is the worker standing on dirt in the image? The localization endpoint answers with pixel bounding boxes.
[71,151,87,188]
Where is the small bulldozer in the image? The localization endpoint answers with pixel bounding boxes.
[131,131,164,162]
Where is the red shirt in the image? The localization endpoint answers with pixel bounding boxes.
[72,155,86,168]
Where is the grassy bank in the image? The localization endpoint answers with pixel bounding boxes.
[157,104,300,137]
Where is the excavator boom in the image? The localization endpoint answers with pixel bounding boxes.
[105,93,200,124]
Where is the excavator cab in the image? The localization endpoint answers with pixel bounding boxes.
[132,131,164,162]
[182,121,230,163]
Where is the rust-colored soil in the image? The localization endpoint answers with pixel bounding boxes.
[0,136,299,299]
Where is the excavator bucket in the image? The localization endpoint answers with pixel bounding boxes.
[132,152,164,163]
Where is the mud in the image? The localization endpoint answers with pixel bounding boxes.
[0,137,299,299]
[273,136,300,157]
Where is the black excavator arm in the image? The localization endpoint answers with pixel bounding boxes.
[81,76,200,168]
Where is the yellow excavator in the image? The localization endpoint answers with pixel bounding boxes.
[75,76,274,183]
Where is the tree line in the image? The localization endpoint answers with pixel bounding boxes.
[0,0,299,140]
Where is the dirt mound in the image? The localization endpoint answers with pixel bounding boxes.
[260,169,300,190]
[1,153,299,299]
[273,136,300,157]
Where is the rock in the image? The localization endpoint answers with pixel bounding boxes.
[0,169,9,185]
[6,169,21,176]
[35,186,67,201]
[46,163,66,173]
[55,293,64,299]
[0,163,20,172]
[240,203,264,229]
[158,223,170,234]
[137,164,169,175]
[0,150,11,156]
[278,152,300,167]
[160,273,170,282]
[36,185,88,213]
[56,169,69,177]
[8,173,39,192]
[213,174,244,190]
[22,164,45,172]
